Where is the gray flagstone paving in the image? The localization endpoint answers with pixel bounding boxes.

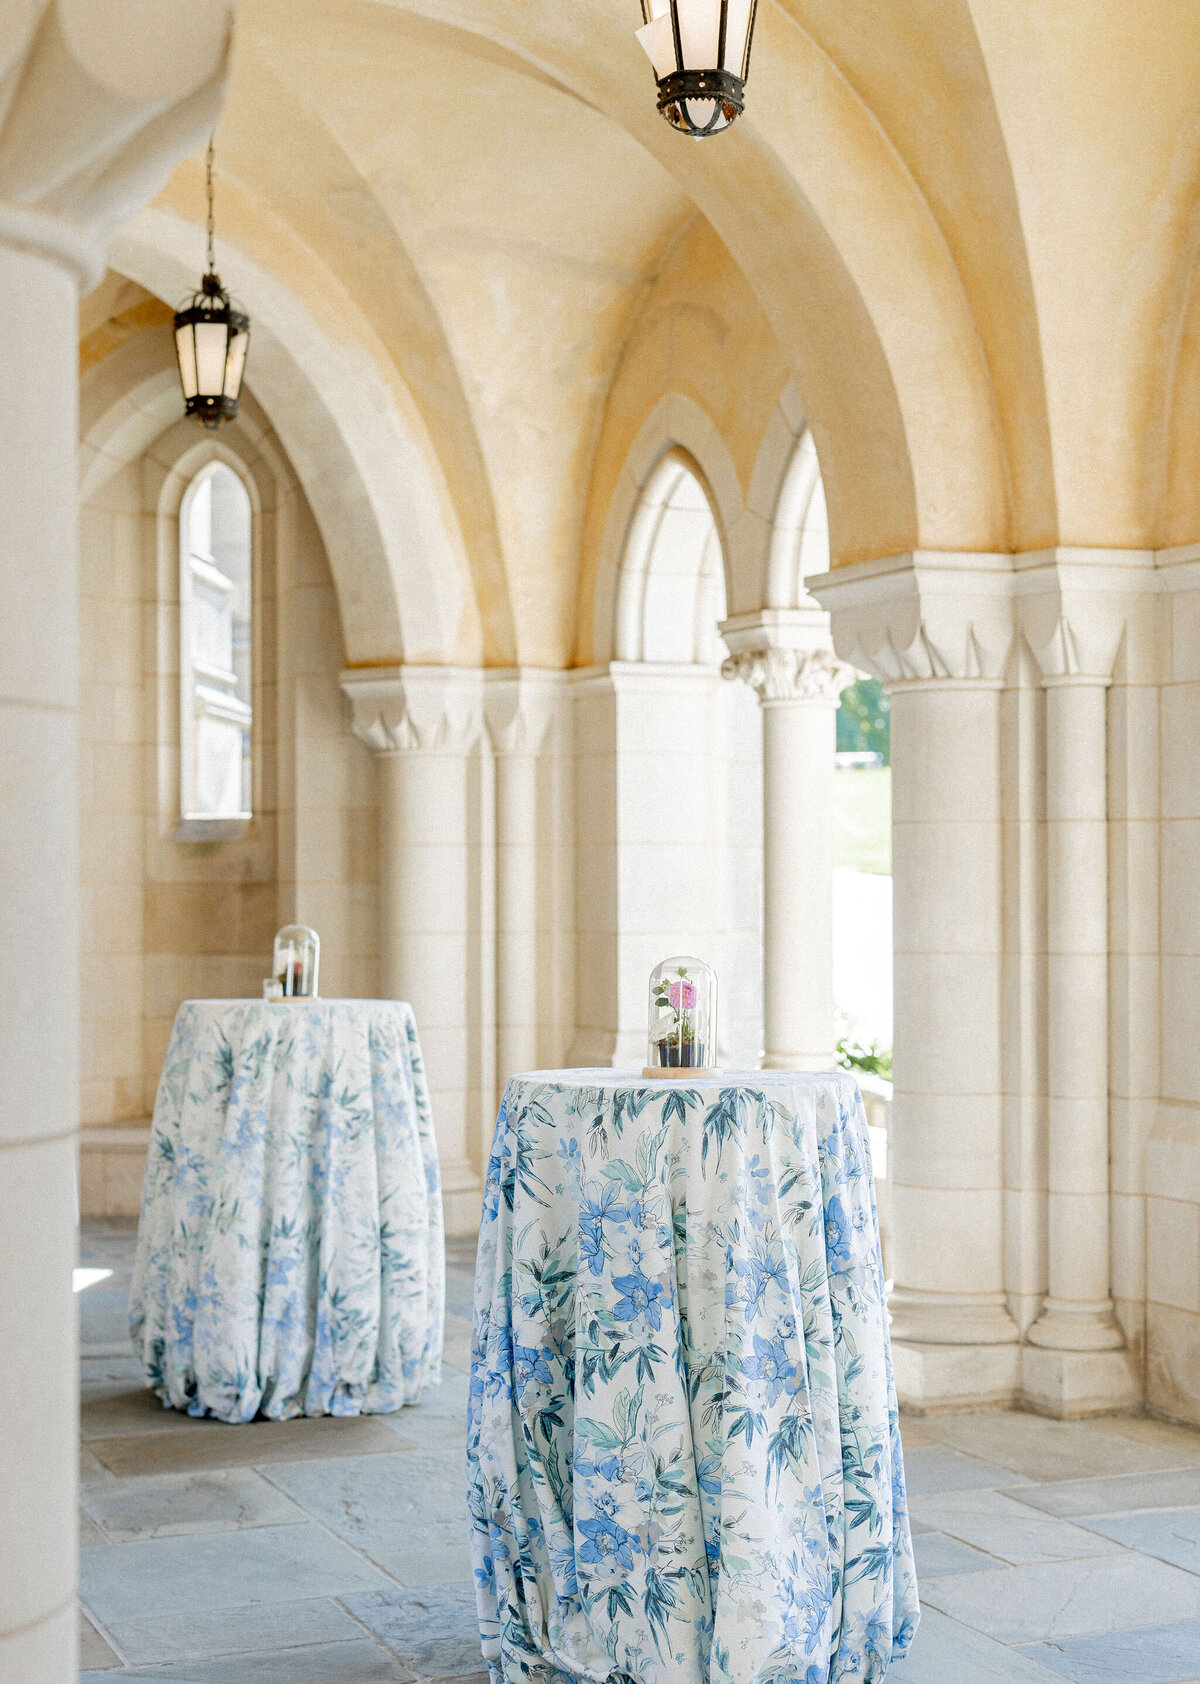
[75,1218,1200,1681]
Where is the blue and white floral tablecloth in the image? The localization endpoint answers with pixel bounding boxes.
[467,1070,917,1684]
[130,998,444,1423]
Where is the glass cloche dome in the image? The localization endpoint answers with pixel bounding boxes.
[645,955,717,1074]
[273,924,320,999]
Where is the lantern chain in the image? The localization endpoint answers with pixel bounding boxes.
[205,134,216,278]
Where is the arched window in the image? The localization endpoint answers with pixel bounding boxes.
[616,451,727,665]
[179,463,253,821]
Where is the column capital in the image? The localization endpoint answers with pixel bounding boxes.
[0,1,235,289]
[806,550,1016,684]
[719,608,855,704]
[482,668,566,756]
[340,666,484,755]
[1014,548,1158,684]
[721,644,855,705]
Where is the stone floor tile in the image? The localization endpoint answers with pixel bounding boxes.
[1018,1617,1200,1681]
[82,1356,149,1401]
[1009,1468,1200,1520]
[895,1417,941,1448]
[88,1413,407,1476]
[902,1444,1032,1497]
[912,1530,999,1575]
[79,1522,390,1622]
[922,1552,1200,1644]
[80,1508,110,1546]
[81,1285,140,1353]
[912,1489,1129,1565]
[82,1443,119,1492]
[923,1411,1200,1484]
[885,1607,1064,1681]
[1079,1507,1200,1575]
[261,1449,468,1558]
[109,1598,364,1665]
[1104,1417,1200,1464]
[82,1468,306,1540]
[82,1388,226,1440]
[125,1640,413,1681]
[79,1609,122,1671]
[341,1583,483,1678]
[368,1542,476,1587]
[379,1410,463,1453]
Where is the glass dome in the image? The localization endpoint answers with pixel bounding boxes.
[273,924,320,999]
[645,955,717,1074]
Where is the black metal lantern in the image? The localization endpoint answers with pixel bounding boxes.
[636,0,758,137]
[174,139,249,430]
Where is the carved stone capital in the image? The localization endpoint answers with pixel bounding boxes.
[721,644,855,705]
[1015,548,1158,685]
[483,669,566,756]
[341,666,483,755]
[806,551,1016,685]
[0,1,235,286]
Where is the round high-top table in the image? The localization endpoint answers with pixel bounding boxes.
[129,998,444,1423]
[467,1069,918,1684]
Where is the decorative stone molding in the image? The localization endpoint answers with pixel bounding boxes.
[483,668,566,757]
[1015,548,1158,686]
[806,550,1016,684]
[721,644,856,704]
[0,1,235,288]
[341,666,483,756]
[720,606,855,704]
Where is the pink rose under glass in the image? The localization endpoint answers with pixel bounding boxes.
[645,955,717,1074]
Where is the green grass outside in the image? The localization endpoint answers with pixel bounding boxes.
[833,765,891,875]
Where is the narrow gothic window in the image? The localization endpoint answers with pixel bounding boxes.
[179,464,253,820]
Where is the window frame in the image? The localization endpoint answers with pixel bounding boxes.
[176,459,256,840]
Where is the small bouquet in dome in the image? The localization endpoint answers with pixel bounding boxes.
[644,955,717,1076]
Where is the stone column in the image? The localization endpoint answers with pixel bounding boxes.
[809,554,1020,1408]
[484,671,565,1091]
[0,8,232,1678]
[1021,577,1143,1415]
[722,611,853,1070]
[886,675,1019,1391]
[343,668,484,1236]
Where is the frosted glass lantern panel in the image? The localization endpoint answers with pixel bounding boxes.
[180,464,253,820]
[647,956,717,1069]
[273,925,320,998]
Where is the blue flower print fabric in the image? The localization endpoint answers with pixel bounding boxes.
[467,1069,917,1684]
[130,998,444,1423]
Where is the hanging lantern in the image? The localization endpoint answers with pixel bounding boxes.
[635,0,758,138]
[174,139,250,430]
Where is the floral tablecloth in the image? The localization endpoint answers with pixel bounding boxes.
[467,1070,917,1684]
[130,998,444,1422]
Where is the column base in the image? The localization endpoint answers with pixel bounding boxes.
[893,1338,1021,1413]
[889,1288,1020,1347]
[1027,1297,1126,1352]
[1021,1344,1140,1419]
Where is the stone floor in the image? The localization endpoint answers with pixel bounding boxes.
[77,1219,1200,1683]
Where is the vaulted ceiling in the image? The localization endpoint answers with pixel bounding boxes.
[83,0,1200,664]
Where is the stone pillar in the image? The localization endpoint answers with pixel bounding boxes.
[1021,580,1142,1415]
[343,668,484,1236]
[809,554,1021,1408]
[0,8,232,1678]
[721,612,853,1070]
[484,671,565,1090]
[887,676,1019,1391]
